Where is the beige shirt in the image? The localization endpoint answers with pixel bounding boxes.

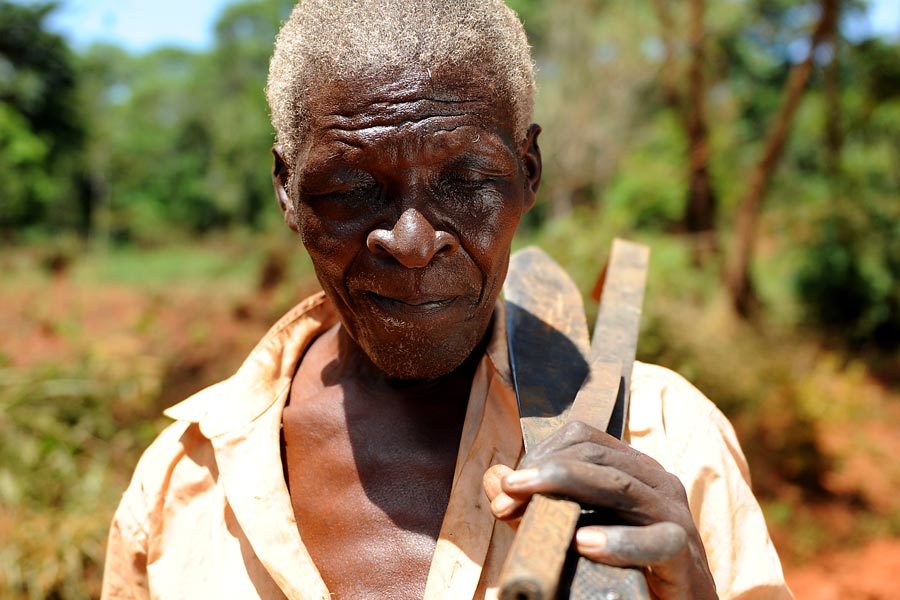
[101,293,792,600]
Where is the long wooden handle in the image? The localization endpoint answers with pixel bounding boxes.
[498,494,581,600]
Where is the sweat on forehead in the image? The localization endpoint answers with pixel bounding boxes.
[266,0,535,165]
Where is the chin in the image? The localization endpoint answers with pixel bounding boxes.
[361,327,482,380]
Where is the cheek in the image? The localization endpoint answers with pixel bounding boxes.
[297,205,366,290]
[459,199,522,284]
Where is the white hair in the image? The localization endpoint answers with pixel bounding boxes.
[266,0,535,165]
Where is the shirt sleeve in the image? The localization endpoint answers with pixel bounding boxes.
[690,405,794,600]
[100,421,193,600]
[101,477,151,600]
[628,364,794,600]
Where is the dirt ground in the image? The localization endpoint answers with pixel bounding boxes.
[787,538,900,599]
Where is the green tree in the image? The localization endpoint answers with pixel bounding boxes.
[0,1,84,235]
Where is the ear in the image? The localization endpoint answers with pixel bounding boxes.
[520,124,542,213]
[272,144,300,233]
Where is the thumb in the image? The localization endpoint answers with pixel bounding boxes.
[483,464,525,521]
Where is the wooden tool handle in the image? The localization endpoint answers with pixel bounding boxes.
[499,494,581,600]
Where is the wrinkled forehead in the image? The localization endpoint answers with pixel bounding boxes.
[304,65,519,145]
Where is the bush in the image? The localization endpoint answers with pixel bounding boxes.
[0,360,165,599]
[794,201,900,350]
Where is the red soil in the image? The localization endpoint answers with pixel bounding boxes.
[786,538,900,600]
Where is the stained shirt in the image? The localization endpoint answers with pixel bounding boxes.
[101,292,793,600]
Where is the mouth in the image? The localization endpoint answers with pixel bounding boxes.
[365,292,459,315]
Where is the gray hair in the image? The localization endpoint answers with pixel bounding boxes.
[266,0,535,165]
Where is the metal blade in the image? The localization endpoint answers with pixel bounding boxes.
[504,247,591,450]
[589,239,650,439]
[567,359,622,430]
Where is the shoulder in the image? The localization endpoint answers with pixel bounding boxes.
[630,361,721,424]
[628,361,750,482]
[117,420,212,525]
[628,363,792,599]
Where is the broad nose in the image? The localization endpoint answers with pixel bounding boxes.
[366,208,460,268]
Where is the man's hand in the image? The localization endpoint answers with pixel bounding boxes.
[483,421,718,600]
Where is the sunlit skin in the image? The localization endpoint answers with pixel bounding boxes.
[274,66,717,599]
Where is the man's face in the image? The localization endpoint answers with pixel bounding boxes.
[274,67,542,379]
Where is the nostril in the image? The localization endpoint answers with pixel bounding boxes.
[434,231,460,257]
[366,229,392,256]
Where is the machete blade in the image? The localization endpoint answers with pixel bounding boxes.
[504,246,591,450]
[589,239,650,439]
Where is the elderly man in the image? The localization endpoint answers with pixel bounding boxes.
[102,2,792,599]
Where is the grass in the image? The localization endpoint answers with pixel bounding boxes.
[0,361,166,599]
[3,229,315,292]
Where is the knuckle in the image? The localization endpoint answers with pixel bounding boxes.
[658,521,689,553]
[539,458,572,482]
[583,442,610,465]
[653,469,685,496]
[667,474,690,502]
[560,420,595,443]
[608,470,632,494]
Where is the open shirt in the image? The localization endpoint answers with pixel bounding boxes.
[101,292,793,599]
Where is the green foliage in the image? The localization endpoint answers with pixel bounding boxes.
[604,112,687,230]
[1,0,297,241]
[0,2,80,145]
[794,201,900,349]
[0,360,165,599]
[0,1,84,233]
[0,103,56,227]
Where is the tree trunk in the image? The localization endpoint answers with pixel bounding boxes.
[650,0,718,253]
[649,0,683,112]
[824,1,843,181]
[726,0,838,316]
[684,0,717,236]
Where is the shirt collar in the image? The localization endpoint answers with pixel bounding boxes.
[164,292,513,439]
[163,292,336,437]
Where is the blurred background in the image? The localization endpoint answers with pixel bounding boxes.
[0,0,898,597]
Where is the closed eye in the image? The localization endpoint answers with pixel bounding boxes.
[301,168,377,200]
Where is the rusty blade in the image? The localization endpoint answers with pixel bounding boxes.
[504,246,591,450]
[567,359,622,430]
[590,239,650,439]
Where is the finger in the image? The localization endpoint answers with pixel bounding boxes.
[502,460,661,523]
[535,440,677,490]
[484,464,527,520]
[521,421,664,474]
[491,492,527,522]
[483,464,514,502]
[574,522,687,567]
[575,523,693,600]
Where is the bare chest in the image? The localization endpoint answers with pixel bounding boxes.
[281,380,464,599]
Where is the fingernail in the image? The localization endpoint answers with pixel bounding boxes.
[504,468,539,488]
[576,528,607,549]
[492,494,516,516]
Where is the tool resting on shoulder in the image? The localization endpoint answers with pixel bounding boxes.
[500,239,651,600]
